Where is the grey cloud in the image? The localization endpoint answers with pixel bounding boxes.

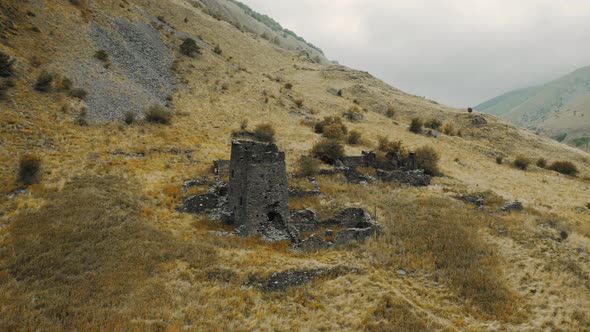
[241,0,590,107]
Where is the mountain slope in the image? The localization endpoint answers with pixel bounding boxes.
[476,65,590,149]
[1,0,590,330]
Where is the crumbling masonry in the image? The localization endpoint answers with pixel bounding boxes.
[229,140,296,241]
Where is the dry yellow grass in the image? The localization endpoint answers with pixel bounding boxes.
[0,0,589,330]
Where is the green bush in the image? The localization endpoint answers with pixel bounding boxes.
[94,50,109,62]
[0,51,15,77]
[253,123,276,142]
[180,38,201,57]
[34,71,54,92]
[536,158,547,169]
[144,105,173,125]
[347,130,362,145]
[18,155,41,185]
[311,139,345,164]
[296,156,321,177]
[496,156,504,165]
[513,156,531,170]
[415,146,441,176]
[548,161,578,176]
[409,118,423,134]
[424,118,442,130]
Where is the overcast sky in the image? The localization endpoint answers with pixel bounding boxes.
[240,0,590,107]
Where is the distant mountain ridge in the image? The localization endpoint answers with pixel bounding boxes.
[476,65,590,150]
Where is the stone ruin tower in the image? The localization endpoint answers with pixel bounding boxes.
[228,140,294,241]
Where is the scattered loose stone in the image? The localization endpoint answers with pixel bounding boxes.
[244,267,357,292]
[501,201,523,212]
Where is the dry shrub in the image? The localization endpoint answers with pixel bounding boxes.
[368,193,524,321]
[296,156,321,177]
[513,156,531,170]
[0,51,15,77]
[496,156,504,164]
[284,82,293,90]
[385,106,395,118]
[322,122,347,140]
[314,116,342,134]
[311,139,345,164]
[536,158,547,168]
[18,155,41,185]
[123,111,135,125]
[548,161,578,176]
[294,99,304,108]
[144,105,173,124]
[34,70,53,92]
[347,130,362,145]
[0,176,216,330]
[365,296,434,331]
[343,106,364,122]
[70,88,88,99]
[415,146,440,176]
[253,123,275,142]
[378,136,404,154]
[442,123,456,136]
[409,118,423,134]
[180,38,201,57]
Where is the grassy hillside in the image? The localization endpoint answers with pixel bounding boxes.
[1,0,590,330]
[476,65,590,149]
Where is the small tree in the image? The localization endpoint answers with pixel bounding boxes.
[18,155,41,185]
[311,139,345,164]
[513,156,531,170]
[549,161,578,176]
[34,70,54,92]
[180,38,201,57]
[254,123,275,142]
[409,118,423,134]
[0,51,15,77]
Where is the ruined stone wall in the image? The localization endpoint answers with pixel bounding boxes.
[213,159,230,177]
[228,140,291,240]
